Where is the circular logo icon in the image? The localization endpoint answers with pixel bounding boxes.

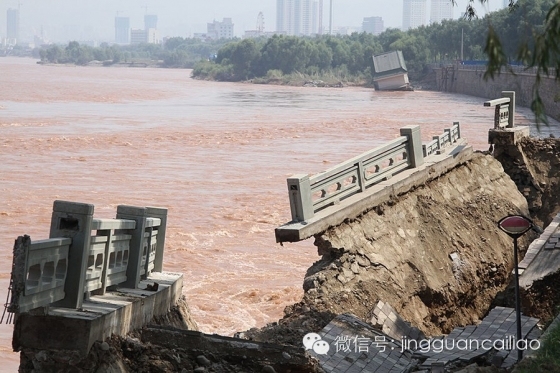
[303,333,322,350]
[312,340,330,355]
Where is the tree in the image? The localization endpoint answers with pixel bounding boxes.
[456,0,559,125]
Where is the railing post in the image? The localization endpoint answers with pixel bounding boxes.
[117,205,148,288]
[97,228,113,295]
[454,122,461,140]
[146,206,168,273]
[49,200,94,309]
[287,174,314,222]
[502,91,515,128]
[400,125,424,168]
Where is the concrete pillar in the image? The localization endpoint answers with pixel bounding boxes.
[287,175,314,222]
[454,122,461,140]
[400,125,424,168]
[116,205,148,289]
[50,200,94,309]
[502,91,516,128]
[146,206,167,273]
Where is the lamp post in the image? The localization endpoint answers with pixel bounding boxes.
[497,215,535,362]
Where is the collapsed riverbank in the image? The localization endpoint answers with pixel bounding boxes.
[17,136,560,372]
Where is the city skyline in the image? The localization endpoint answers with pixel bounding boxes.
[276,0,323,36]
[403,0,427,31]
[0,0,503,44]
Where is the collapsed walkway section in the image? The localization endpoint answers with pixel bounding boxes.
[307,306,540,373]
[6,201,197,363]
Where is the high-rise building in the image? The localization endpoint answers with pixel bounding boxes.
[207,18,234,39]
[402,0,427,31]
[131,29,147,44]
[144,15,158,30]
[362,16,384,35]
[7,8,20,42]
[430,0,454,24]
[276,0,322,36]
[115,17,130,44]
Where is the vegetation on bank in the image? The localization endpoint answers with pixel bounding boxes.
[192,0,555,83]
[515,320,560,372]
[37,37,232,68]
[30,0,553,84]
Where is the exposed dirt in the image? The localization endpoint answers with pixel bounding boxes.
[17,137,560,372]
[246,152,535,347]
[494,137,560,228]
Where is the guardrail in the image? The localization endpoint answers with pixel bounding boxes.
[457,64,539,76]
[423,122,461,157]
[484,91,515,129]
[6,201,168,314]
[286,124,462,222]
[8,237,71,313]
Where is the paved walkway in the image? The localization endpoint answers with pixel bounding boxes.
[519,212,560,288]
[309,306,540,372]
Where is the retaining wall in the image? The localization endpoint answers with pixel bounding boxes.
[434,65,560,122]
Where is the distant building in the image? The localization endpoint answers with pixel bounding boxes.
[430,0,454,24]
[276,0,323,36]
[144,15,158,30]
[115,17,130,44]
[131,28,160,44]
[7,8,19,43]
[402,0,427,31]
[207,18,234,39]
[362,16,384,35]
[131,29,147,44]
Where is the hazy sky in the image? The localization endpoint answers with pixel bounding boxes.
[0,0,504,43]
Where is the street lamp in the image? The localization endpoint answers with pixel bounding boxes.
[497,215,535,362]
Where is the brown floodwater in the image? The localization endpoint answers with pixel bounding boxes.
[0,57,556,370]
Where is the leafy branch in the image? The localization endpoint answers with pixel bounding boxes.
[456,0,559,127]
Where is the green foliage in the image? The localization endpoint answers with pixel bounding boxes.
[193,0,553,85]
[460,0,558,126]
[515,321,560,372]
[39,38,233,68]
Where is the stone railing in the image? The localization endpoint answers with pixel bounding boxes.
[8,200,167,314]
[423,122,461,157]
[484,91,516,129]
[286,124,462,222]
[15,237,71,313]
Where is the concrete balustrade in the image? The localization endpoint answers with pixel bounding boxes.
[484,91,515,129]
[287,124,461,223]
[422,122,461,157]
[8,201,180,358]
[486,91,532,147]
[86,218,136,295]
[8,200,168,313]
[15,237,72,313]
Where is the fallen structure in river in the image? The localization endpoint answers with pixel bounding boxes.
[372,50,412,91]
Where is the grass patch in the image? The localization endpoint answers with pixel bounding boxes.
[515,320,560,372]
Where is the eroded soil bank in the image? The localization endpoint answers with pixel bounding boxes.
[249,137,560,356]
[17,138,560,372]
[247,152,535,347]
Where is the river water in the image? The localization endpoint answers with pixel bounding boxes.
[0,57,557,370]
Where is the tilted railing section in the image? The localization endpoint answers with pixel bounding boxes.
[311,137,411,212]
[6,201,168,314]
[422,122,461,158]
[11,237,72,313]
[286,124,462,223]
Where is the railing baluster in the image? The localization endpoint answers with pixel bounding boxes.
[49,201,94,309]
